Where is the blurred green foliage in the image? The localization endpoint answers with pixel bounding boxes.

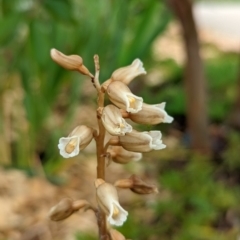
[0,0,170,171]
[1,1,240,240]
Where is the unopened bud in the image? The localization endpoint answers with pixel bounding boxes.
[48,198,74,221]
[72,199,91,211]
[115,175,158,195]
[109,229,126,240]
[48,198,92,221]
[50,48,93,77]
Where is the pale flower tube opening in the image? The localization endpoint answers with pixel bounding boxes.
[107,81,143,113]
[101,105,132,136]
[58,125,93,158]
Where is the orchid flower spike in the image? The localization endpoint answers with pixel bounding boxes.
[102,105,132,136]
[58,125,94,158]
[129,102,173,125]
[95,179,128,226]
[107,81,143,113]
[108,146,142,164]
[110,59,146,85]
[119,130,166,152]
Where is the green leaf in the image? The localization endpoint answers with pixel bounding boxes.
[43,0,73,23]
[29,20,52,68]
[0,13,20,45]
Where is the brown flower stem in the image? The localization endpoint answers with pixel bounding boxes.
[94,55,109,240]
[103,136,120,153]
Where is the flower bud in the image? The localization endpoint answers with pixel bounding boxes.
[72,199,91,211]
[119,130,166,152]
[114,175,158,195]
[95,179,128,226]
[129,102,173,125]
[50,48,93,77]
[110,59,146,85]
[48,198,73,221]
[107,81,143,113]
[102,105,132,136]
[58,125,94,158]
[108,146,142,164]
[48,198,91,221]
[109,229,126,240]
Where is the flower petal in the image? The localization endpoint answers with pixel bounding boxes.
[102,105,132,136]
[58,136,80,158]
[107,81,143,113]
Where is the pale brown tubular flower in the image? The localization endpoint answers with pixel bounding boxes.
[108,146,142,164]
[50,48,94,78]
[107,81,143,113]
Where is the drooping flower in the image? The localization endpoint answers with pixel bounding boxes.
[129,102,173,125]
[119,130,166,152]
[101,105,132,136]
[58,125,93,158]
[107,81,143,113]
[110,59,146,85]
[95,179,128,226]
[108,146,142,164]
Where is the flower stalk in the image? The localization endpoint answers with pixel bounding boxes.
[93,55,109,240]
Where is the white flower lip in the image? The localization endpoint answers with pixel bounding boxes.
[147,131,166,150]
[58,125,93,159]
[102,105,132,136]
[131,59,146,74]
[58,136,80,158]
[155,102,174,123]
[107,200,128,226]
[125,93,143,113]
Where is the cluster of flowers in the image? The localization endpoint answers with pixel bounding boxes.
[49,49,173,239]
